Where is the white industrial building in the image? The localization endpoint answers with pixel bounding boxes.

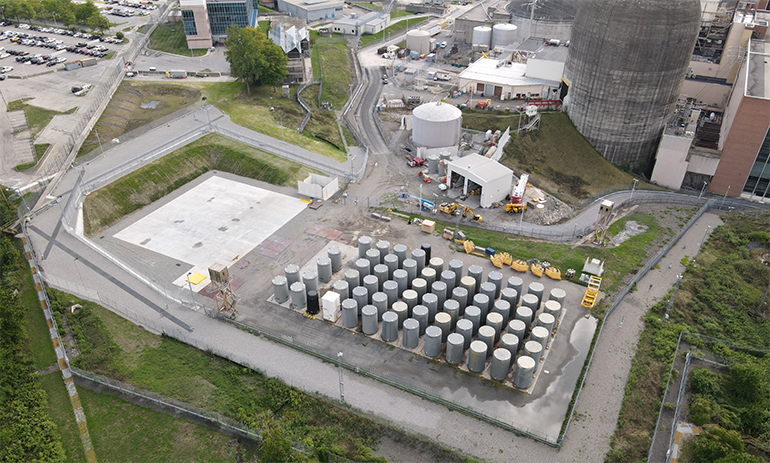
[331,11,390,35]
[446,154,513,208]
[458,58,561,100]
[275,0,343,22]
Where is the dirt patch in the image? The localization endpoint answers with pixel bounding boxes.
[613,220,649,245]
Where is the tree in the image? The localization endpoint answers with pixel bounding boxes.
[74,0,97,23]
[16,0,39,22]
[86,12,109,34]
[224,24,287,96]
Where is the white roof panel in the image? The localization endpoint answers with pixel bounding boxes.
[446,153,512,182]
[458,58,560,88]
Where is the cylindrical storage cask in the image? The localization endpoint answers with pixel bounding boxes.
[363,275,378,304]
[342,298,358,328]
[477,325,496,357]
[537,312,556,333]
[412,278,428,302]
[358,235,373,258]
[290,282,306,309]
[493,299,511,325]
[491,348,512,381]
[549,287,567,306]
[420,243,432,261]
[429,257,444,274]
[455,318,473,350]
[383,280,398,308]
[375,240,390,261]
[434,312,451,342]
[507,319,527,343]
[515,306,533,326]
[393,269,408,297]
[355,259,370,283]
[467,265,483,293]
[361,305,378,335]
[528,281,545,308]
[352,286,368,315]
[524,340,543,364]
[480,282,496,304]
[487,270,504,299]
[431,281,447,309]
[372,292,388,321]
[392,301,408,328]
[402,289,418,316]
[448,259,464,287]
[302,270,318,293]
[393,244,408,267]
[413,305,429,335]
[411,248,426,273]
[464,305,481,335]
[344,269,360,293]
[327,246,342,273]
[446,333,464,365]
[272,275,289,303]
[381,311,398,342]
[544,300,562,321]
[402,318,420,349]
[500,333,519,357]
[460,276,476,297]
[333,279,350,301]
[514,355,536,389]
[421,267,436,286]
[501,288,518,313]
[468,340,488,373]
[366,248,380,273]
[530,326,550,349]
[443,299,460,328]
[422,293,439,323]
[486,312,504,342]
[451,286,468,315]
[473,293,490,319]
[440,270,456,293]
[403,258,418,283]
[373,264,388,290]
[307,290,319,315]
[317,257,332,283]
[284,264,300,286]
[423,326,442,357]
[507,276,523,304]
[384,254,399,279]
[520,294,539,316]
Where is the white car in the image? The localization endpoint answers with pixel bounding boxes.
[0,53,9,59]
[1,66,13,73]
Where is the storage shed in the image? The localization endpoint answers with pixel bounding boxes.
[445,154,513,208]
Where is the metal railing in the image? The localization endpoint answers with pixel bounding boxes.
[295,80,321,134]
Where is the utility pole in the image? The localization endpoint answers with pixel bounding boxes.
[337,352,345,403]
[187,272,198,310]
[721,185,730,207]
[630,178,639,200]
[664,274,683,320]
[698,180,708,199]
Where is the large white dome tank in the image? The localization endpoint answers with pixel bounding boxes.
[412,102,463,148]
[406,30,431,54]
[492,23,518,48]
[472,26,492,46]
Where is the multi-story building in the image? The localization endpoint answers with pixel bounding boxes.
[180,0,259,49]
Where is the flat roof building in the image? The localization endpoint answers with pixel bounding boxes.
[458,57,561,100]
[275,0,344,22]
[331,11,390,35]
[181,0,259,48]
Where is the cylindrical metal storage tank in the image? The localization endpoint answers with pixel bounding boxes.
[473,293,490,319]
[434,312,452,342]
[422,293,439,323]
[491,23,518,48]
[384,254,399,279]
[317,257,332,283]
[272,275,290,303]
[468,265,483,294]
[327,246,342,273]
[393,244,408,267]
[564,0,702,171]
[452,286,468,314]
[468,340,488,373]
[403,318,420,349]
[530,326,550,349]
[375,240,390,260]
[524,340,543,364]
[307,290,319,315]
[392,301,408,328]
[549,287,567,305]
[358,235,372,258]
[491,348,512,381]
[448,260,464,286]
[403,258,418,283]
[431,281,448,309]
[285,264,300,286]
[412,277,428,302]
[372,292,388,321]
[420,243,432,261]
[373,264,388,290]
[424,326,442,357]
[413,305,429,334]
[302,270,318,293]
[429,257,444,274]
[480,282,496,305]
[344,269,360,293]
[333,279,350,301]
[508,318,527,343]
[366,248,380,273]
[411,248,426,273]
[464,306,481,335]
[421,267,437,286]
[428,155,439,175]
[406,29,431,54]
[507,276,523,304]
[393,269,408,297]
[544,300,562,322]
[514,355,536,389]
[443,299,460,328]
[355,259,370,283]
[383,280,398,308]
[402,289,418,315]
[486,312,504,342]
[455,318,473,350]
[446,333,465,365]
[290,282,306,309]
[362,305,378,335]
[515,306,533,326]
[521,294,539,314]
[528,281,544,308]
[363,275,378,304]
[352,286,368,314]
[501,288,518,315]
[460,276,476,297]
[477,325,495,357]
[493,299,511,325]
[537,312,556,333]
[440,270,456,293]
[500,333,519,357]
[412,102,463,148]
[381,311,399,342]
[342,298,358,328]
[472,25,492,46]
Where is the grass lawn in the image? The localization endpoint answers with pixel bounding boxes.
[149,24,207,57]
[309,31,352,110]
[258,5,274,13]
[390,9,415,18]
[462,111,645,204]
[34,142,50,158]
[78,81,201,157]
[7,98,77,139]
[258,19,271,34]
[299,83,346,149]
[38,374,88,463]
[353,1,382,10]
[21,268,59,370]
[83,133,316,235]
[198,81,347,161]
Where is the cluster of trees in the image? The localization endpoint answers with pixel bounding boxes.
[224,24,287,95]
[0,0,110,33]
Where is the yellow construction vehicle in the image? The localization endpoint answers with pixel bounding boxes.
[438,203,482,222]
[458,204,482,222]
[505,203,527,214]
[438,202,458,216]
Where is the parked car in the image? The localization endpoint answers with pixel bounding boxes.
[0,66,13,73]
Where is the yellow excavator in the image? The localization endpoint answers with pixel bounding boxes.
[505,203,527,214]
[438,203,482,222]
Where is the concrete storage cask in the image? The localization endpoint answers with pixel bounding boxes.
[490,348,512,381]
[514,355,536,389]
[403,318,420,348]
[272,275,289,304]
[423,326,442,357]
[468,340,488,373]
[358,235,372,258]
[284,264,300,286]
[446,333,464,365]
[317,257,332,283]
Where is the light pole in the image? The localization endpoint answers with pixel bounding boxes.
[664,274,683,321]
[95,130,104,154]
[337,352,345,403]
[721,185,730,207]
[187,272,198,310]
[698,181,708,199]
[630,178,639,200]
